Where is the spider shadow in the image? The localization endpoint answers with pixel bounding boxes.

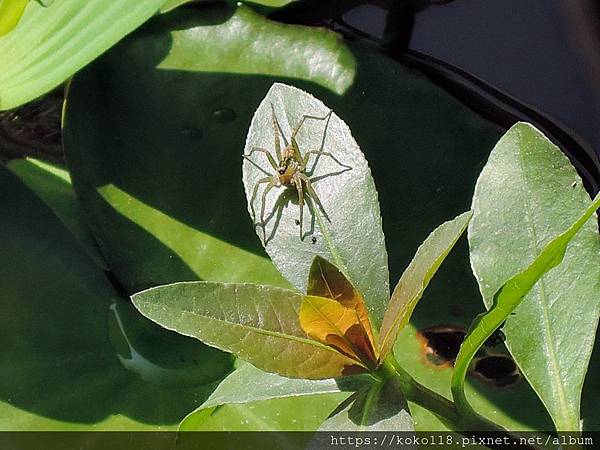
[259,187,316,245]
[310,166,352,184]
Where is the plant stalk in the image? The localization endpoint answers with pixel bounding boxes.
[380,356,547,450]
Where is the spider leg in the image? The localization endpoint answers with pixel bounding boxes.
[270,103,283,161]
[291,136,304,164]
[294,177,305,240]
[249,176,273,223]
[260,179,278,242]
[244,147,278,171]
[300,173,330,222]
[303,150,351,171]
[291,110,333,139]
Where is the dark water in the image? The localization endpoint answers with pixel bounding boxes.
[276,0,600,192]
[410,0,600,192]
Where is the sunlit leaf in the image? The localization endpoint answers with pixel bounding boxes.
[243,83,389,328]
[0,0,166,110]
[379,211,471,359]
[459,122,600,431]
[179,362,358,431]
[132,281,363,379]
[185,394,348,435]
[0,0,28,36]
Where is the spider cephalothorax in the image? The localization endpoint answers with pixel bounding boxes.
[244,103,350,241]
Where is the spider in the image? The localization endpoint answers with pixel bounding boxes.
[244,103,351,241]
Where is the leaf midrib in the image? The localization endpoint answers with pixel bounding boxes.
[303,296,364,365]
[142,300,350,358]
[359,382,382,427]
[515,136,572,426]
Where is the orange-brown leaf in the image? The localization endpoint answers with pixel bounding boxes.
[300,295,377,369]
[306,256,378,360]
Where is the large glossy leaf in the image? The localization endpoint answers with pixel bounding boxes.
[467,123,600,431]
[63,4,348,292]
[379,211,471,359]
[179,362,357,431]
[244,0,296,6]
[62,0,564,431]
[317,378,414,432]
[160,0,295,14]
[160,0,199,13]
[132,281,362,379]
[191,394,348,434]
[243,83,389,327]
[0,165,232,430]
[6,158,106,269]
[0,0,167,110]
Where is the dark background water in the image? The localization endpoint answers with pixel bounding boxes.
[281,0,600,192]
[411,0,600,189]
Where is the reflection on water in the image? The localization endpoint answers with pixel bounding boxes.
[212,107,237,123]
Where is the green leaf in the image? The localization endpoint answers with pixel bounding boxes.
[179,362,356,431]
[159,0,295,12]
[6,158,106,269]
[461,122,600,431]
[379,211,471,359]
[0,0,166,110]
[0,165,232,430]
[62,3,353,292]
[63,0,556,431]
[394,324,554,432]
[132,281,363,379]
[243,83,389,328]
[160,0,199,13]
[0,0,28,36]
[243,0,296,6]
[188,393,349,434]
[317,378,414,432]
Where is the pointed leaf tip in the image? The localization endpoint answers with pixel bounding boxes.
[132,281,363,380]
[379,211,471,359]
[300,256,379,368]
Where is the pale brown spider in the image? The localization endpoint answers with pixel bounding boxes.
[244,104,351,241]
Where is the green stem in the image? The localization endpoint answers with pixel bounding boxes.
[380,356,547,450]
[450,309,507,419]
